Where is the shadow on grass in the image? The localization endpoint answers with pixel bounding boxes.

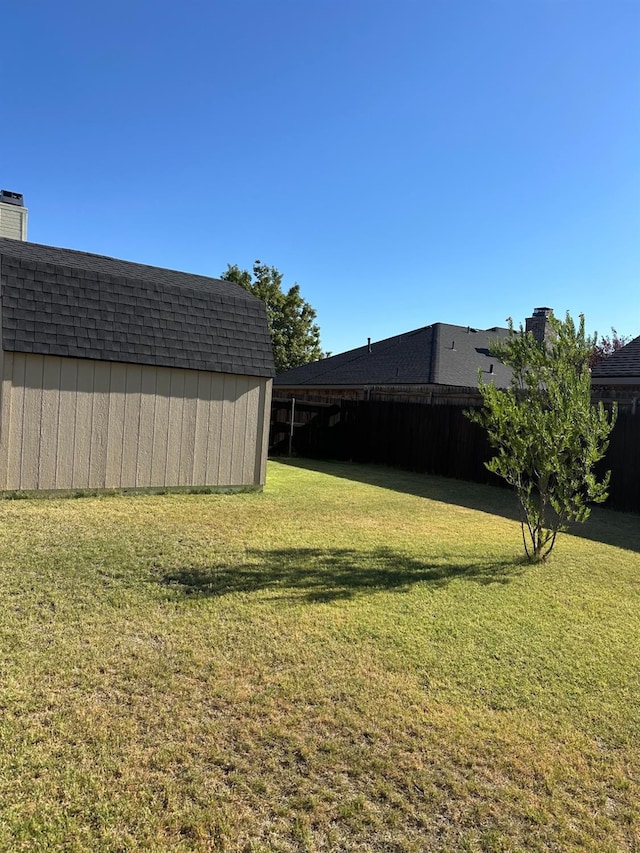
[274,458,640,555]
[161,546,525,603]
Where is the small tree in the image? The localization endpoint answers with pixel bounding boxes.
[589,327,632,367]
[221,261,324,373]
[467,312,616,562]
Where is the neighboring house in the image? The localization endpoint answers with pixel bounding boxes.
[0,237,275,492]
[274,321,515,405]
[591,334,640,414]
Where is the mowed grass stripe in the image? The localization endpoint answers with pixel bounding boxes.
[0,459,638,851]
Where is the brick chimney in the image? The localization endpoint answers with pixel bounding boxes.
[525,307,553,343]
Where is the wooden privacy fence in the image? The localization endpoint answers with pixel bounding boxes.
[270,398,640,515]
[271,399,498,485]
[599,412,640,514]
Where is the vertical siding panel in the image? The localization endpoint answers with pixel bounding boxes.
[0,352,15,490]
[205,374,224,486]
[20,355,45,489]
[255,379,272,487]
[151,367,171,487]
[243,381,259,486]
[218,374,237,486]
[121,364,143,487]
[89,363,111,489]
[55,359,79,490]
[38,356,62,489]
[72,360,95,488]
[192,371,212,485]
[105,363,126,488]
[0,356,267,493]
[6,353,26,489]
[165,369,186,486]
[0,315,3,488]
[230,376,249,485]
[179,371,199,485]
[137,366,157,487]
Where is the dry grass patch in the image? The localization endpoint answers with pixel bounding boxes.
[0,459,638,851]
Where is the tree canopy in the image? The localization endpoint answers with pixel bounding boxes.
[221,261,324,374]
[467,312,616,562]
[589,328,632,367]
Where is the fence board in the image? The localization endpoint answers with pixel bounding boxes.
[270,399,640,515]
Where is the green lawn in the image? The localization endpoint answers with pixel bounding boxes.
[0,459,638,852]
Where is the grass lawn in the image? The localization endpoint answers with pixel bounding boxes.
[0,458,638,852]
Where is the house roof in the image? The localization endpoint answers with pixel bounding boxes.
[0,238,275,378]
[274,322,513,389]
[591,334,640,382]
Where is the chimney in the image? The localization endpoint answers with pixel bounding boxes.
[0,189,28,240]
[525,307,553,344]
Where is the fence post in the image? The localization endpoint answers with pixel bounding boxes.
[288,397,296,456]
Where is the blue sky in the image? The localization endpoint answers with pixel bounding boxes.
[4,0,639,355]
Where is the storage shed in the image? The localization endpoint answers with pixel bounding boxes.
[0,238,275,492]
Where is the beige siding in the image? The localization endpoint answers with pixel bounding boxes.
[73,360,95,488]
[21,356,44,487]
[0,358,11,488]
[105,363,127,488]
[165,370,185,486]
[218,375,237,486]
[0,354,271,491]
[122,364,143,486]
[230,377,249,485]
[205,374,225,485]
[7,354,26,488]
[39,357,62,489]
[89,363,110,489]
[150,369,171,487]
[137,369,158,487]
[0,205,28,240]
[179,371,199,485]
[256,379,272,486]
[192,372,212,485]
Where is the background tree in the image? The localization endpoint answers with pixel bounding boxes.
[589,328,632,368]
[221,261,324,373]
[467,312,616,562]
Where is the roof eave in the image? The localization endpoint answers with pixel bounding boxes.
[591,376,640,386]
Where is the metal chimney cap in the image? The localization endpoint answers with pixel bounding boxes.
[0,190,24,206]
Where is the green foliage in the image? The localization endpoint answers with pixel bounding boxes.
[221,260,324,373]
[467,312,617,562]
[590,327,632,367]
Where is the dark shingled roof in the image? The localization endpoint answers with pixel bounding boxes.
[275,323,513,389]
[0,238,275,378]
[591,335,640,381]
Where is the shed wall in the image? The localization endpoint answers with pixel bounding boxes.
[0,352,271,491]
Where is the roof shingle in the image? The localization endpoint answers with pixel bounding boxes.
[591,335,640,380]
[0,238,275,378]
[274,323,512,389]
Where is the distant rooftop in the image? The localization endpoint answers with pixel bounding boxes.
[275,322,513,389]
[591,335,640,381]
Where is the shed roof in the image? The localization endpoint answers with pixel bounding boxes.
[275,323,513,389]
[0,238,275,378]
